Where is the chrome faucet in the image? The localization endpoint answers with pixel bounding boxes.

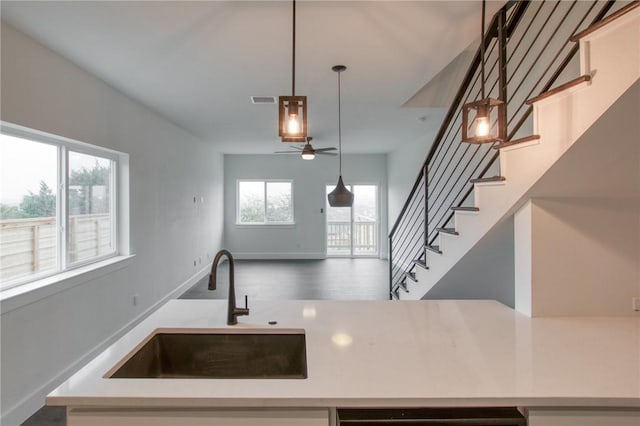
[209,249,249,325]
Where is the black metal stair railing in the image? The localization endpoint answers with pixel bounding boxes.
[389,0,626,300]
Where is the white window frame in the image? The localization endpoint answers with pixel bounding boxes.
[64,146,118,269]
[0,122,129,293]
[236,179,295,226]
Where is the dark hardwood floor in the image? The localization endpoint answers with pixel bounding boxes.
[181,258,390,301]
[20,258,389,425]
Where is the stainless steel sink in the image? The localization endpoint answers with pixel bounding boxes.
[107,329,307,379]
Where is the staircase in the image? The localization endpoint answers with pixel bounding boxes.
[389,1,640,301]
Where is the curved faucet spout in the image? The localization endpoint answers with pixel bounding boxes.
[209,249,249,325]
[209,249,232,291]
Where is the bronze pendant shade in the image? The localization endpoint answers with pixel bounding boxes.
[328,175,354,207]
[328,65,353,208]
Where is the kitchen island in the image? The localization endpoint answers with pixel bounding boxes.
[47,299,640,425]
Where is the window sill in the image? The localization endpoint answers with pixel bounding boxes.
[0,255,136,314]
[235,223,296,228]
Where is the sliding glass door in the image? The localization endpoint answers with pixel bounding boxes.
[326,184,378,257]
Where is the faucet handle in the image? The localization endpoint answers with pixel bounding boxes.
[233,295,250,319]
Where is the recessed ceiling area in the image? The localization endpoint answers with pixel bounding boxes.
[1,1,503,154]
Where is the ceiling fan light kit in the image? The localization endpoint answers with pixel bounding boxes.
[278,0,308,143]
[327,64,354,208]
[301,143,315,160]
[274,137,336,159]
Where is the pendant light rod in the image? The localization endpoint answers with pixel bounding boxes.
[291,0,296,96]
[328,64,353,208]
[337,67,342,175]
[480,0,486,100]
[332,64,346,176]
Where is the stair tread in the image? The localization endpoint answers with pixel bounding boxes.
[470,175,506,184]
[413,259,429,270]
[436,227,459,236]
[570,2,640,42]
[526,75,591,105]
[451,206,480,212]
[405,271,418,282]
[494,135,540,150]
[425,245,443,255]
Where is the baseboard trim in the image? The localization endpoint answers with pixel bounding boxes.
[233,252,327,260]
[1,263,212,426]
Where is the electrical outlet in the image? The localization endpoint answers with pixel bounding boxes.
[633,297,640,312]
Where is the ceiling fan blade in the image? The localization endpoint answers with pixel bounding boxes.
[317,152,337,156]
[314,147,337,152]
[274,151,302,154]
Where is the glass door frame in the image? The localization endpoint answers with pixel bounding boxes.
[325,182,380,258]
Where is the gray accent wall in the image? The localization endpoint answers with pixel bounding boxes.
[224,154,388,259]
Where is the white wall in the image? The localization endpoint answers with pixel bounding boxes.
[387,109,446,228]
[224,154,387,259]
[514,201,533,317]
[515,198,640,317]
[0,23,224,425]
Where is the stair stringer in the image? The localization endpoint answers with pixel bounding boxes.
[407,8,640,300]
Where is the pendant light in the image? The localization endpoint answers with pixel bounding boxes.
[461,0,506,144]
[278,0,308,143]
[327,65,354,208]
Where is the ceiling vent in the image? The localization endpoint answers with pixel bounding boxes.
[251,96,276,105]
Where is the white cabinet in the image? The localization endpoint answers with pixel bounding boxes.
[67,407,329,426]
[527,408,640,426]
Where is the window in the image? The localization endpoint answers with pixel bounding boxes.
[0,123,125,291]
[67,151,115,264]
[237,180,294,225]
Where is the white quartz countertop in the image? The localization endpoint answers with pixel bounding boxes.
[47,300,640,408]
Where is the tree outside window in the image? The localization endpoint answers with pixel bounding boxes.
[0,130,119,289]
[238,180,293,224]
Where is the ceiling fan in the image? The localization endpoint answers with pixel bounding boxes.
[275,137,337,160]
